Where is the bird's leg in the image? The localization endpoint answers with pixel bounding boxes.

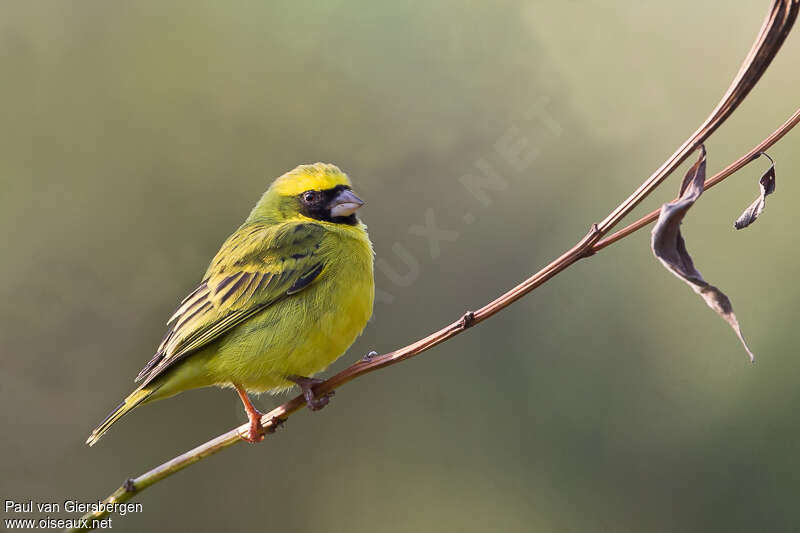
[234,385,265,443]
[287,375,334,411]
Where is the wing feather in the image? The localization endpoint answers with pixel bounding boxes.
[135,222,327,386]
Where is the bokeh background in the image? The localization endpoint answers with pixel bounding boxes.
[2,2,799,532]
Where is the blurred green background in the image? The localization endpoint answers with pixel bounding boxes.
[2,1,799,531]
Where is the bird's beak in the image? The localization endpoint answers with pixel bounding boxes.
[329,189,364,218]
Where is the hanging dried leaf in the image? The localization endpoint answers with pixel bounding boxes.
[651,145,755,362]
[734,152,776,230]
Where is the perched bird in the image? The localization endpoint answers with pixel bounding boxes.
[87,163,374,445]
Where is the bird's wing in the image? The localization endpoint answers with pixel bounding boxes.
[135,222,327,386]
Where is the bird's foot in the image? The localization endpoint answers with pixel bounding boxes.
[242,413,266,444]
[287,375,334,411]
[362,350,378,361]
[244,414,286,441]
[234,384,266,444]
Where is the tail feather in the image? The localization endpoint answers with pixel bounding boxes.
[86,388,154,446]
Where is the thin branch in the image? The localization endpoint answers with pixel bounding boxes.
[67,1,800,531]
[594,106,800,251]
[597,0,798,235]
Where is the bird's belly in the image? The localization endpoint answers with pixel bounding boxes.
[206,272,373,393]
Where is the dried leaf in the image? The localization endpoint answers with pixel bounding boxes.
[734,152,776,230]
[651,145,755,362]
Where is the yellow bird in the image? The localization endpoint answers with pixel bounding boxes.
[87,163,374,445]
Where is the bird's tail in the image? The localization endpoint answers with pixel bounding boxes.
[86,387,155,446]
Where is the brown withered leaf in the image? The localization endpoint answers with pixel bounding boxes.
[734,152,776,230]
[651,145,755,362]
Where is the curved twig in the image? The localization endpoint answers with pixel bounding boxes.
[595,107,800,251]
[67,1,800,531]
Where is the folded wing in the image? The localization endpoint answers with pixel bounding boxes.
[135,222,327,387]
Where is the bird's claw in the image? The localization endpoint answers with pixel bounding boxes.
[242,415,286,441]
[362,350,378,361]
[242,418,265,443]
[288,375,334,411]
[306,390,334,411]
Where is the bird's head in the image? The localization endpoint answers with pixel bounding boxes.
[248,163,365,225]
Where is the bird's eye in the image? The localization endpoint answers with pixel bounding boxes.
[302,191,318,204]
